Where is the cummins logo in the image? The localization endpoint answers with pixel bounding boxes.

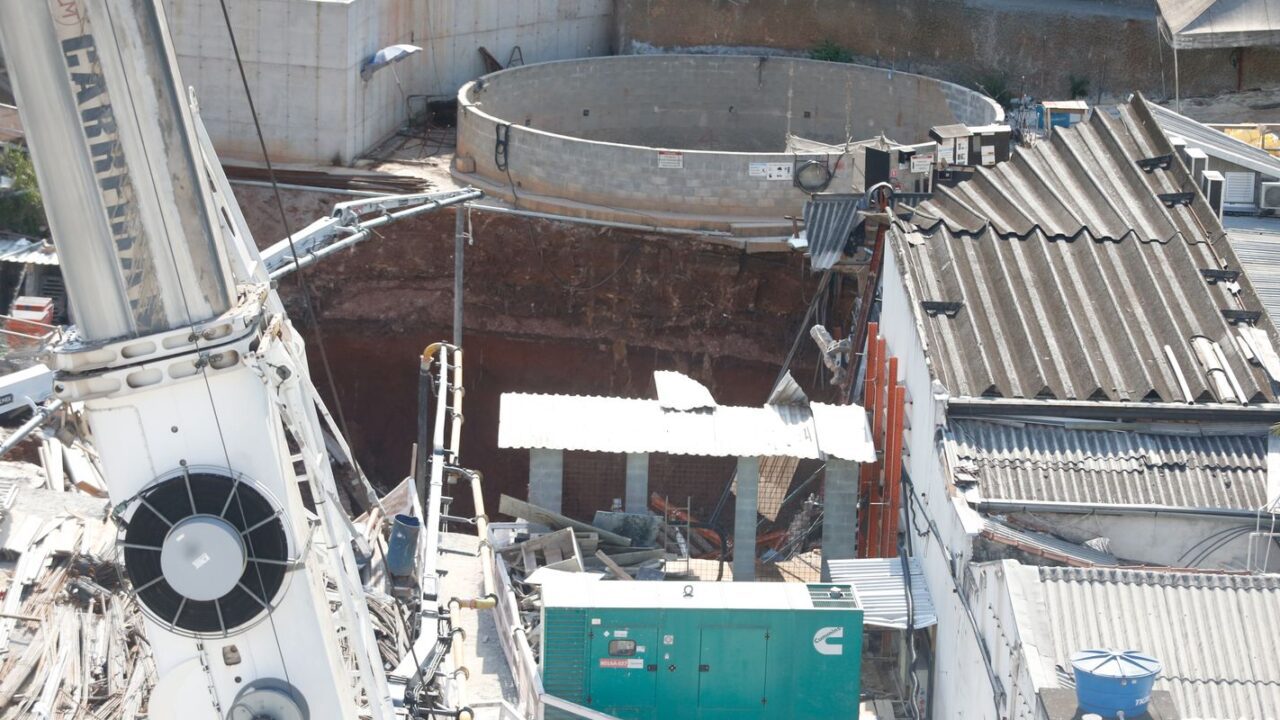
[813,626,844,656]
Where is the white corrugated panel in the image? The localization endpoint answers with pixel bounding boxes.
[1034,567,1280,719]
[1225,171,1257,204]
[827,557,936,629]
[498,393,875,462]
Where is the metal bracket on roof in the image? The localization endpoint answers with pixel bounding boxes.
[1200,268,1241,284]
[922,300,964,318]
[1135,154,1174,173]
[1158,192,1195,207]
[1222,309,1263,325]
[893,192,933,206]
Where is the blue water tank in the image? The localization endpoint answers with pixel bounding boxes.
[1071,649,1162,718]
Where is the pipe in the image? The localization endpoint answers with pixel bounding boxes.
[976,499,1267,521]
[449,348,464,467]
[454,208,465,348]
[0,399,63,459]
[270,191,482,279]
[466,202,736,238]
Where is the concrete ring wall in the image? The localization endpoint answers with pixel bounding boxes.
[454,55,1003,230]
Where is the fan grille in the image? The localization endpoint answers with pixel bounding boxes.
[123,472,287,635]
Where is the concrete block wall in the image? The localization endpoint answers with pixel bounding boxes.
[165,0,613,164]
[455,55,999,225]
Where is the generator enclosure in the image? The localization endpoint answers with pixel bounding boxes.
[540,579,863,720]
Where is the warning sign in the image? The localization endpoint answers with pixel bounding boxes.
[910,154,934,174]
[599,658,644,669]
[658,151,684,169]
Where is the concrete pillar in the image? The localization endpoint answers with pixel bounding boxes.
[733,456,760,581]
[625,453,649,513]
[528,448,563,514]
[822,458,860,581]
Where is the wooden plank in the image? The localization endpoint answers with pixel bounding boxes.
[595,550,635,581]
[604,548,665,566]
[499,495,631,547]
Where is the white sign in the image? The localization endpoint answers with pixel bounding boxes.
[981,145,996,166]
[658,151,684,169]
[813,626,844,656]
[938,146,954,164]
[910,154,935,174]
[955,138,970,165]
[749,161,793,180]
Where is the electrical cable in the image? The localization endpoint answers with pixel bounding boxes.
[215,0,356,449]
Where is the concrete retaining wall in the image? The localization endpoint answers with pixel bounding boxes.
[167,0,613,164]
[454,55,1000,227]
[615,0,1280,103]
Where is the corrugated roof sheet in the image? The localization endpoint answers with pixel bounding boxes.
[980,516,1118,566]
[1032,566,1280,718]
[498,392,875,462]
[891,96,1280,405]
[1150,101,1280,180]
[1229,227,1280,332]
[803,193,861,271]
[946,418,1268,508]
[1158,0,1280,49]
[827,557,937,629]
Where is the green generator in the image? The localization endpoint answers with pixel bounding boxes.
[540,579,863,720]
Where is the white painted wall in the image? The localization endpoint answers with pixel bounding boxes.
[880,244,1002,720]
[165,0,613,164]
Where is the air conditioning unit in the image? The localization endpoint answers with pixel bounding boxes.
[1261,181,1280,212]
[1185,147,1208,184]
[1201,170,1224,218]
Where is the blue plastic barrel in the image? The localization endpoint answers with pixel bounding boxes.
[1070,649,1162,718]
[386,514,421,576]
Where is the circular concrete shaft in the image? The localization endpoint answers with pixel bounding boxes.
[160,515,246,602]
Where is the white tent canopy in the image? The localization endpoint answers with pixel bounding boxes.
[1158,0,1280,49]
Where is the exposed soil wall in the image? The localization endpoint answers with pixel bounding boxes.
[615,0,1280,102]
[234,185,845,514]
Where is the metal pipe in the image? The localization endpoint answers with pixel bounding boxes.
[450,349,465,466]
[270,191,482,279]
[0,400,63,459]
[454,208,465,348]
[976,499,1268,521]
[466,203,736,238]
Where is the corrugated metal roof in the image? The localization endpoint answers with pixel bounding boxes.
[498,392,875,462]
[827,557,937,629]
[946,418,1268,508]
[1158,0,1280,49]
[980,516,1118,566]
[891,96,1280,406]
[654,370,716,411]
[803,193,861,271]
[1032,566,1280,718]
[1150,101,1280,180]
[0,239,59,266]
[1228,226,1280,332]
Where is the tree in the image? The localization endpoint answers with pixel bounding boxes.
[0,146,46,237]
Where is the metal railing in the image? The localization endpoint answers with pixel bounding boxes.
[479,516,621,720]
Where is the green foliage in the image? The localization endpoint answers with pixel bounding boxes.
[810,41,854,64]
[0,147,45,237]
[1068,74,1091,100]
[974,72,1013,108]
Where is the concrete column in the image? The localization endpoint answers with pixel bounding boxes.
[528,448,564,514]
[733,456,760,582]
[822,458,860,581]
[625,453,649,513]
